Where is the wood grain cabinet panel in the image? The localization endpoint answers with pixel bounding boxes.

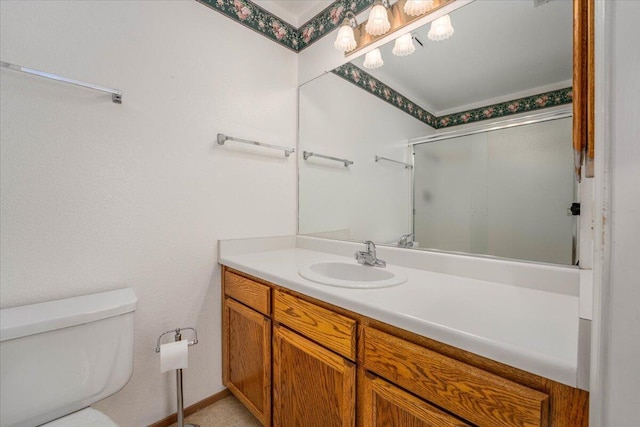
[363,327,549,427]
[223,297,271,426]
[362,373,472,427]
[224,271,271,315]
[274,290,356,360]
[273,325,355,427]
[221,267,587,427]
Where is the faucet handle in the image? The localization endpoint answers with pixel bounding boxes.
[357,240,385,267]
[399,233,415,247]
[363,240,377,257]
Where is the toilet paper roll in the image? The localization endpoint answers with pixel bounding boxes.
[160,339,188,373]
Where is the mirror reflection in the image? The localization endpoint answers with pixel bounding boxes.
[298,0,577,265]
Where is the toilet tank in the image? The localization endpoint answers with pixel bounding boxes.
[0,289,136,427]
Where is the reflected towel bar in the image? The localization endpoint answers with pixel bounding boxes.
[1,60,123,104]
[303,151,353,167]
[217,133,294,157]
[375,155,412,169]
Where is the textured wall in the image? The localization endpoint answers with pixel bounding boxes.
[298,72,432,243]
[0,1,297,425]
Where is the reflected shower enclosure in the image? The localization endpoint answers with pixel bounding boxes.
[413,118,576,265]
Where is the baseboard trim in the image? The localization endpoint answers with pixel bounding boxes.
[148,388,231,427]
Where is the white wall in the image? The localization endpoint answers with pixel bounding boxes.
[298,72,432,243]
[0,1,297,426]
[592,0,640,424]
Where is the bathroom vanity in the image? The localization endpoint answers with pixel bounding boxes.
[219,236,589,427]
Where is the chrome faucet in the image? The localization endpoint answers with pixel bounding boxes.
[398,233,415,248]
[355,241,386,267]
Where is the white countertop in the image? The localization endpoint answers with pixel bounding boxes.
[219,237,582,388]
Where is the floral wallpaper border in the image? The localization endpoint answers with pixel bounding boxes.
[298,0,374,51]
[197,0,301,51]
[436,87,573,128]
[196,0,373,52]
[332,63,439,127]
[332,63,572,129]
[197,0,573,128]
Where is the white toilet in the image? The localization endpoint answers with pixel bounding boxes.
[0,288,137,427]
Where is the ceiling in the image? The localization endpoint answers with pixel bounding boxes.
[249,1,572,116]
[252,0,334,27]
[351,0,573,115]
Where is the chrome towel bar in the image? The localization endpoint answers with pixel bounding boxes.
[375,155,412,169]
[1,60,123,104]
[303,151,353,167]
[217,133,294,157]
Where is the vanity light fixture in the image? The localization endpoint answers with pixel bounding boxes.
[392,33,416,56]
[403,0,434,17]
[334,11,358,53]
[365,0,392,36]
[427,14,454,41]
[363,48,384,69]
[333,0,455,56]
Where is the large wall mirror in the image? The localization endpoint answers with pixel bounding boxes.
[298,0,580,266]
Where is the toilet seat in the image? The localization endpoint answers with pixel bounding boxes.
[42,408,118,427]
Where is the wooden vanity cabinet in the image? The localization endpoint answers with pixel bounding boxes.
[272,289,357,426]
[273,324,355,427]
[223,268,357,427]
[362,326,549,427]
[362,373,472,427]
[221,267,588,427]
[223,271,272,426]
[273,289,357,360]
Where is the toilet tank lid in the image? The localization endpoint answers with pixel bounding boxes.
[0,288,137,342]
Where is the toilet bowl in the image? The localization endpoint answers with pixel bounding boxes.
[41,408,118,427]
[0,288,136,427]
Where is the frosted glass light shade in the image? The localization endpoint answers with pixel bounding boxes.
[334,20,357,52]
[365,1,391,36]
[392,33,416,56]
[403,0,434,17]
[363,48,384,69]
[428,14,454,41]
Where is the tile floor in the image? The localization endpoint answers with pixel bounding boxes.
[169,395,261,427]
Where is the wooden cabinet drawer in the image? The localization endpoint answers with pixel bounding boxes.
[363,327,549,427]
[362,373,472,427]
[224,271,271,315]
[274,290,356,361]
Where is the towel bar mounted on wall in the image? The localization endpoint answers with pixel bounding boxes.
[1,60,123,104]
[303,151,353,167]
[217,133,294,157]
[375,155,412,170]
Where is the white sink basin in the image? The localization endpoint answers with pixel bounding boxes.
[298,262,408,289]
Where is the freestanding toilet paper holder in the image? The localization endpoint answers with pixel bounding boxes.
[156,328,199,427]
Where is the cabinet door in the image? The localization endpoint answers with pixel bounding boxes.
[363,327,549,427]
[224,297,271,426]
[273,325,355,427]
[362,373,472,427]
